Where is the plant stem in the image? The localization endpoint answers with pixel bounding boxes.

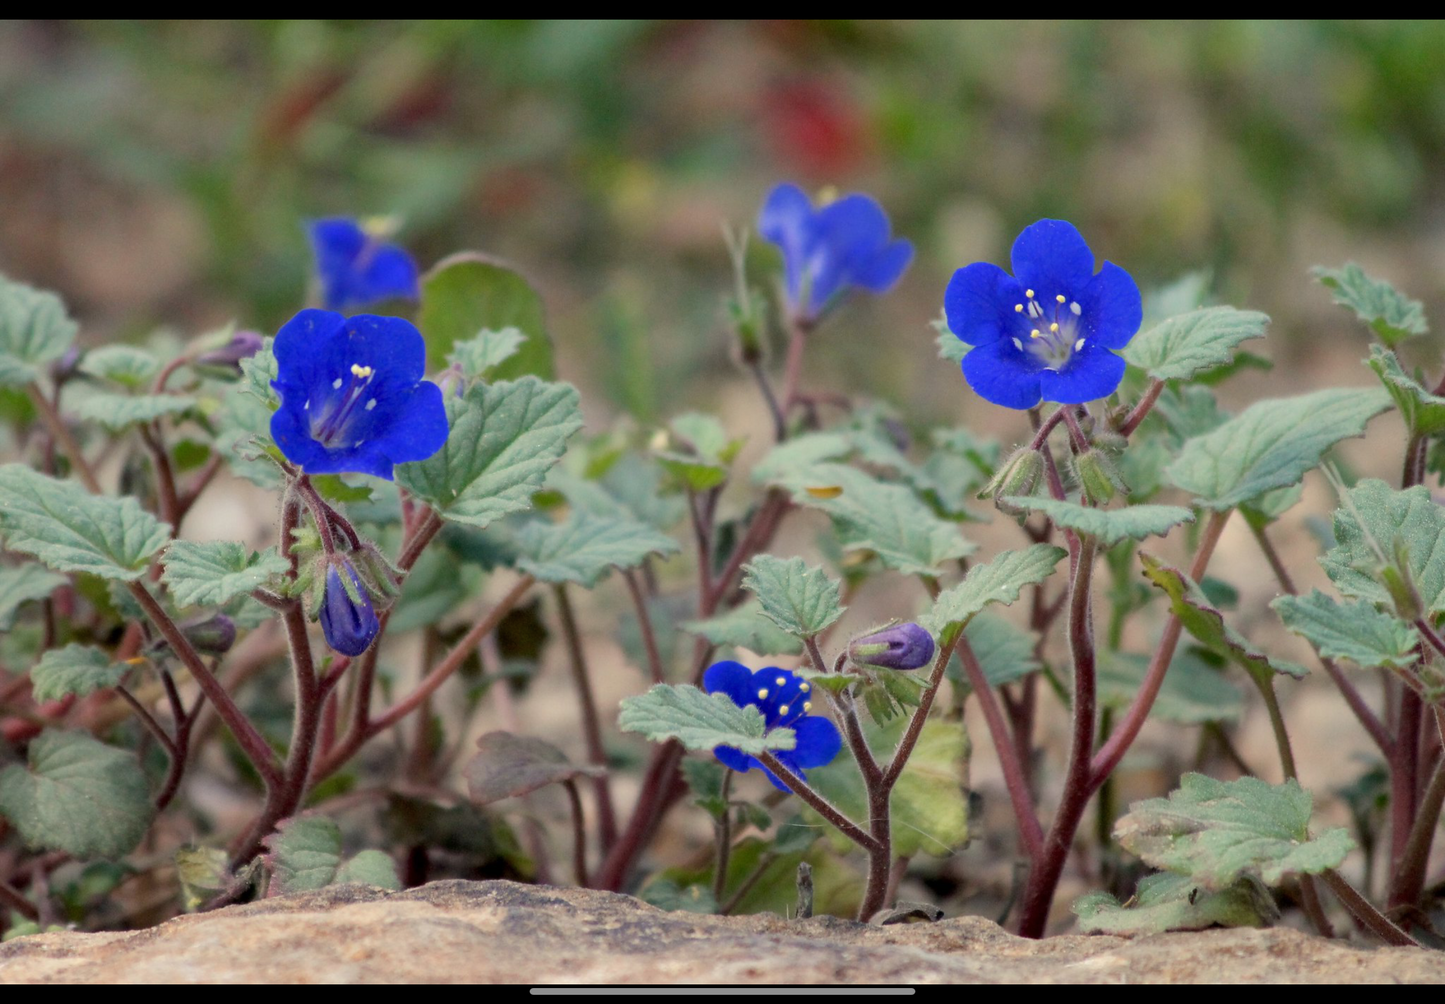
[756,751,879,855]
[779,315,813,415]
[1320,868,1421,947]
[554,584,618,854]
[0,879,38,922]
[139,424,181,530]
[748,359,787,443]
[1390,688,1423,905]
[1061,408,1089,453]
[563,779,589,887]
[26,383,101,494]
[712,770,733,902]
[1118,379,1165,437]
[115,685,177,758]
[623,569,667,684]
[1391,705,1445,910]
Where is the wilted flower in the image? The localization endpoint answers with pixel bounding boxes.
[945,219,1141,409]
[759,183,913,323]
[319,556,380,657]
[703,661,842,791]
[269,310,448,480]
[307,217,420,313]
[848,622,936,671]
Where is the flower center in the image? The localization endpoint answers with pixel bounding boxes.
[1009,289,1085,370]
[312,362,378,448]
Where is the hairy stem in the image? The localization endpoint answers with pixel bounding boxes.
[959,636,1044,861]
[1118,379,1165,438]
[1391,705,1445,911]
[624,569,667,685]
[756,750,879,854]
[555,584,618,854]
[26,383,100,494]
[1320,868,1421,947]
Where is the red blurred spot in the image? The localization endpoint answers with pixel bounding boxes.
[763,79,868,179]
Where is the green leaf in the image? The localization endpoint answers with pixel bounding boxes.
[1002,497,1195,546]
[680,603,803,657]
[656,413,744,492]
[447,326,529,381]
[805,716,968,857]
[1073,871,1273,935]
[750,432,853,486]
[175,845,231,911]
[78,345,160,388]
[420,253,554,379]
[1114,773,1355,890]
[957,612,1040,688]
[740,555,845,639]
[1314,263,1427,347]
[464,730,604,805]
[395,377,582,529]
[1164,388,1391,510]
[68,390,196,431]
[1273,590,1419,670]
[773,464,975,576]
[30,644,128,702]
[310,474,373,505]
[920,544,1067,647]
[0,565,67,631]
[515,512,679,588]
[334,850,402,889]
[1366,345,1445,437]
[1123,307,1270,382]
[1098,649,1246,725]
[935,321,968,364]
[161,541,289,608]
[264,815,344,894]
[0,276,78,388]
[1321,479,1445,614]
[0,730,152,860]
[618,683,795,756]
[1141,554,1306,685]
[0,465,170,580]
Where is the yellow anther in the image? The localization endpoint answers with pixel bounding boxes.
[1025,289,1035,299]
[803,701,813,713]
[757,688,769,699]
[1014,303,1024,312]
[778,705,790,716]
[124,656,147,666]
[1049,322,1059,332]
[775,676,786,687]
[1056,294,1066,303]
[350,363,374,379]
[799,682,810,693]
[1030,329,1042,338]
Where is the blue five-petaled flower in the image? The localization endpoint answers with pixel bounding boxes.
[308,218,421,313]
[269,309,449,480]
[759,183,913,323]
[703,661,842,792]
[319,556,380,657]
[945,219,1142,410]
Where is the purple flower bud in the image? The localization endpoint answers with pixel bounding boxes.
[195,330,265,372]
[182,612,237,656]
[848,622,935,671]
[50,346,81,383]
[319,558,379,657]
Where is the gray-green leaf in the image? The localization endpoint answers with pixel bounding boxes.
[741,555,844,639]
[0,276,78,388]
[0,465,171,580]
[69,390,196,432]
[516,512,679,588]
[1002,497,1195,546]
[1273,590,1419,670]
[465,731,605,804]
[78,345,160,388]
[1314,263,1427,347]
[1098,649,1245,725]
[1321,479,1445,614]
[1367,345,1445,437]
[1123,307,1269,382]
[263,815,401,893]
[0,565,68,631]
[447,327,528,380]
[30,644,129,702]
[618,683,795,756]
[1073,871,1273,935]
[680,603,803,657]
[921,544,1067,647]
[161,541,290,608]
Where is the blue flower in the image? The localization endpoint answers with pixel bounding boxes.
[307,218,420,313]
[848,622,935,671]
[703,661,842,791]
[759,183,913,323]
[269,310,448,480]
[319,557,380,657]
[945,219,1142,410]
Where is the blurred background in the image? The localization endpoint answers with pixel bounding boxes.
[4,20,1445,434]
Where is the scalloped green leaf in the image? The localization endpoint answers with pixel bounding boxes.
[0,465,171,580]
[1273,590,1419,670]
[741,555,844,639]
[953,612,1041,688]
[1314,263,1427,347]
[78,345,160,388]
[30,644,128,702]
[1114,774,1355,891]
[1367,345,1445,437]
[1002,497,1195,546]
[447,326,528,381]
[1073,871,1272,935]
[680,603,803,657]
[1098,649,1245,725]
[465,730,604,805]
[395,377,582,529]
[1321,479,1445,614]
[0,565,68,631]
[0,276,77,388]
[69,391,196,431]
[516,512,679,588]
[1123,307,1269,382]
[0,730,152,860]
[618,683,794,756]
[333,850,402,889]
[921,544,1067,648]
[1164,388,1390,511]
[161,541,290,608]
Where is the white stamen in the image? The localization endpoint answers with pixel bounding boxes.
[332,378,343,390]
[1049,322,1059,332]
[1014,303,1024,313]
[1012,338,1023,351]
[1025,289,1035,299]
[1075,338,1085,351]
[365,398,377,411]
[799,683,810,693]
[803,701,812,712]
[1070,301,1081,315]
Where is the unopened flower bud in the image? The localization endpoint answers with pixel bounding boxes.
[147,612,237,658]
[979,447,1045,501]
[849,622,936,671]
[50,346,81,384]
[1075,449,1122,505]
[319,556,379,657]
[195,330,265,374]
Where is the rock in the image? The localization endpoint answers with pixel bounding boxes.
[2,880,1442,984]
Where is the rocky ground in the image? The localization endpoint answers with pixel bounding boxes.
[2,880,1443,984]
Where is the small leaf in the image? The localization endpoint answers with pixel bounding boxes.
[1321,479,1445,614]
[0,730,152,860]
[0,565,68,631]
[0,275,78,388]
[1165,388,1391,510]
[0,465,170,580]
[1002,497,1195,546]
[464,731,604,805]
[741,555,845,639]
[1366,345,1445,437]
[310,474,373,505]
[956,612,1041,688]
[78,345,160,388]
[68,391,196,432]
[161,541,289,608]
[30,644,129,702]
[1123,307,1270,382]
[447,326,529,380]
[1098,649,1246,725]
[420,253,554,379]
[175,845,231,911]
[920,544,1067,647]
[1273,590,1419,670]
[618,683,795,756]
[1141,554,1306,686]
[515,512,679,588]
[1114,773,1355,890]
[333,850,402,889]
[264,815,343,894]
[750,432,853,486]
[395,377,582,529]
[1073,871,1273,935]
[680,603,803,657]
[1314,263,1427,347]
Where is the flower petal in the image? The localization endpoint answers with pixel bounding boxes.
[358,245,421,305]
[758,183,814,308]
[1010,219,1095,301]
[271,309,348,394]
[713,745,756,775]
[703,661,756,707]
[269,398,328,471]
[850,239,914,295]
[808,194,891,308]
[788,715,842,769]
[1037,345,1127,404]
[332,314,429,386]
[1078,261,1143,350]
[308,220,369,311]
[368,381,449,468]
[961,341,1044,410]
[945,262,1024,347]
